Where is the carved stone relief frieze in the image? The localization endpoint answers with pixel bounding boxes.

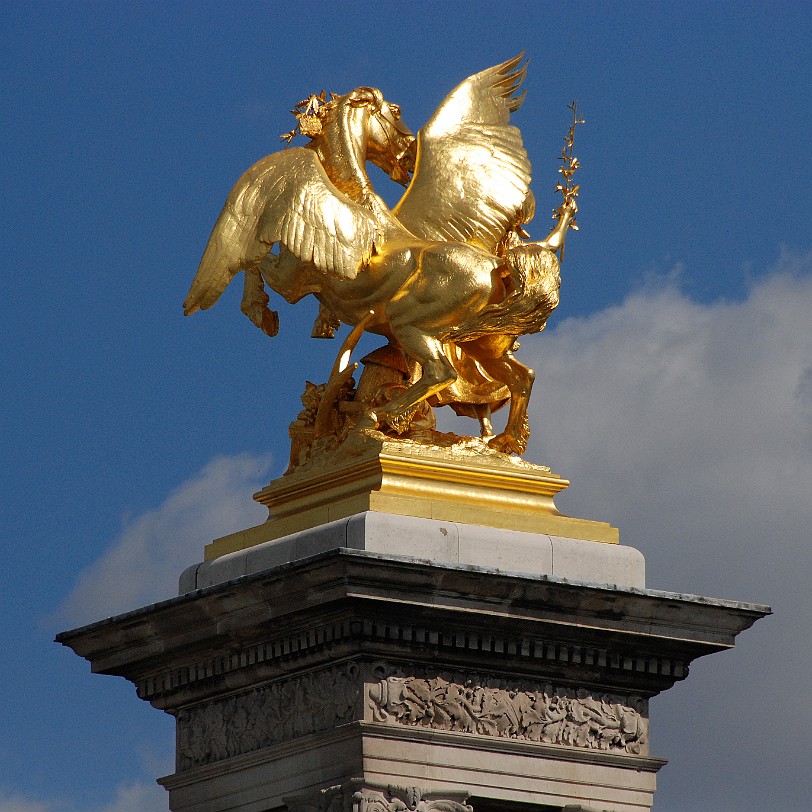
[176,662,361,770]
[367,667,648,755]
[176,659,649,771]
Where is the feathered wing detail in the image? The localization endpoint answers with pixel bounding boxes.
[392,54,532,253]
[184,147,379,314]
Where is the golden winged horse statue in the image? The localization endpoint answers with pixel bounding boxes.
[184,56,578,455]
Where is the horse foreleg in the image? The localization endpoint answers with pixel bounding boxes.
[240,267,279,337]
[473,403,495,439]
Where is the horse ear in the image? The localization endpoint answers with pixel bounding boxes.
[348,87,382,109]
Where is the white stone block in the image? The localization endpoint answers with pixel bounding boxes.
[181,512,645,592]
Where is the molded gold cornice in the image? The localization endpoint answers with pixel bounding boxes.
[205,436,618,559]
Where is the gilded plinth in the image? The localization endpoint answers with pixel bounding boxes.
[205,434,618,559]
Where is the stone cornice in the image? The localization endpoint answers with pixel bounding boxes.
[57,548,769,706]
[135,618,689,706]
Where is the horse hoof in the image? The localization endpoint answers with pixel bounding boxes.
[261,309,280,337]
[488,433,526,455]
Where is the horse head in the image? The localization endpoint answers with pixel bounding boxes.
[345,87,416,186]
[308,87,416,194]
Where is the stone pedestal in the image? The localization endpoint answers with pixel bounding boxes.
[57,511,768,812]
[204,437,619,559]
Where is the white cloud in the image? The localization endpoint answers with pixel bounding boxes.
[516,250,812,811]
[97,780,167,812]
[0,780,168,812]
[0,791,50,812]
[525,253,812,589]
[53,453,272,628]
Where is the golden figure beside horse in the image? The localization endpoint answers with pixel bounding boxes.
[184,56,580,457]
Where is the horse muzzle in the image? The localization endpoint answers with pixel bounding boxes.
[390,138,417,186]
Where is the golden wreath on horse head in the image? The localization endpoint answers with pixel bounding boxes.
[184,55,582,467]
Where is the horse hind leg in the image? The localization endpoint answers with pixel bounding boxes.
[490,356,534,454]
[356,327,457,433]
[465,339,535,455]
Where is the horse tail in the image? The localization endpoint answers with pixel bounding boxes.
[448,244,561,340]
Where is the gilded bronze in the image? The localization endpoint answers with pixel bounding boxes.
[204,434,618,560]
[185,56,582,461]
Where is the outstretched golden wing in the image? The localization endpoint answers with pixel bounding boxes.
[184,147,379,314]
[393,55,531,252]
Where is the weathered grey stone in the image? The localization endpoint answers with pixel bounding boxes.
[58,547,768,812]
[179,511,645,593]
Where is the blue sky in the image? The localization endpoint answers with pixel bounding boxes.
[2,2,811,810]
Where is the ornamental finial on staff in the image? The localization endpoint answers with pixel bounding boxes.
[555,100,585,260]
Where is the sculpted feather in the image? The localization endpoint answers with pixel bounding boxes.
[393,54,531,251]
[184,148,379,316]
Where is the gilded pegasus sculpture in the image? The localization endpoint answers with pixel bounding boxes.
[184,56,581,461]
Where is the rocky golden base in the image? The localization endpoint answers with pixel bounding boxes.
[204,432,618,560]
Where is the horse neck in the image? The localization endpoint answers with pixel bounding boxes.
[310,107,372,202]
